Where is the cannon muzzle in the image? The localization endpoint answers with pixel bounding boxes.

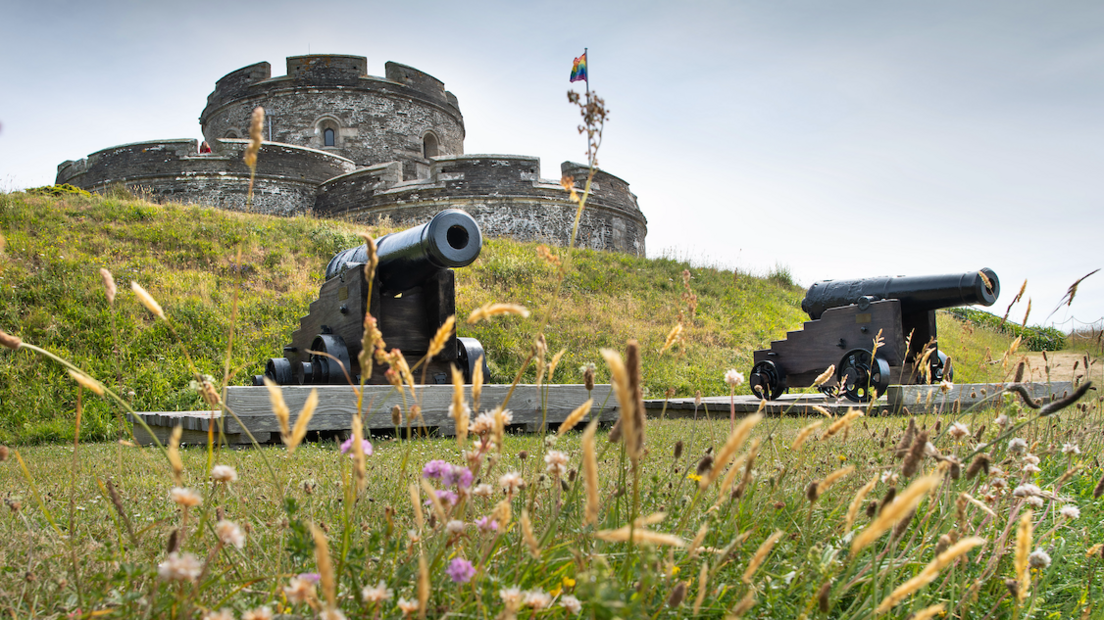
[325,209,483,290]
[801,268,999,320]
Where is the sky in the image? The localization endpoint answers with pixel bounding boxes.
[2,0,1103,330]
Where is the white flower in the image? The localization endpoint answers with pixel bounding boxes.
[1025,496,1045,508]
[560,594,582,614]
[397,597,419,616]
[1023,453,1040,465]
[319,610,346,620]
[284,576,316,605]
[500,471,524,496]
[1060,505,1081,520]
[1023,463,1041,474]
[203,609,236,620]
[1028,548,1051,569]
[242,607,273,620]
[524,589,552,609]
[939,379,954,393]
[948,422,969,439]
[724,369,745,387]
[1013,483,1041,497]
[170,487,202,508]
[1062,443,1081,456]
[210,465,238,483]
[500,586,524,610]
[990,477,1008,490]
[471,412,495,435]
[995,413,1010,428]
[362,580,393,603]
[446,519,466,535]
[1008,438,1028,454]
[545,450,569,477]
[473,483,494,498]
[216,519,246,549]
[157,552,202,582]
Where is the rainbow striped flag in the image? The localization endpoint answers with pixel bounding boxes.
[570,52,587,83]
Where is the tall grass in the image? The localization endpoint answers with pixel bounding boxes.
[1,91,1102,620]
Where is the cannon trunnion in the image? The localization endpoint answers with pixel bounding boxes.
[750,269,999,402]
[257,209,490,386]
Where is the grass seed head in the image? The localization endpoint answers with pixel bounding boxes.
[68,370,104,395]
[131,281,165,320]
[244,106,264,168]
[99,268,116,304]
[0,329,20,350]
[558,398,593,435]
[427,315,455,360]
[700,413,762,489]
[521,509,541,559]
[817,581,831,613]
[666,581,687,608]
[625,339,646,463]
[286,389,318,453]
[852,473,941,556]
[792,421,822,452]
[813,364,836,387]
[1015,509,1033,603]
[741,530,783,583]
[845,474,880,531]
[466,302,530,324]
[582,419,600,525]
[902,431,929,477]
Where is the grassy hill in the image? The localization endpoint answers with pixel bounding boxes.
[0,191,1014,443]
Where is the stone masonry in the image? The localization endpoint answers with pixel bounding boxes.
[56,54,647,255]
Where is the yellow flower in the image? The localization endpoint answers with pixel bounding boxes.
[549,585,563,597]
[669,565,681,576]
[687,473,702,482]
[562,577,576,588]
[838,455,847,462]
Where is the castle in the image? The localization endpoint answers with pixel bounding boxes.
[56,55,648,255]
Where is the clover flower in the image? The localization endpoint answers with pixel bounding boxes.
[446,558,476,583]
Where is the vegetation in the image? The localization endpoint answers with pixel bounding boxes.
[946,307,1066,352]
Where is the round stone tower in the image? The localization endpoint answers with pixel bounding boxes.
[199,55,465,180]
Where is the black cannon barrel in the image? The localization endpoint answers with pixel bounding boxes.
[801,268,999,320]
[324,209,483,290]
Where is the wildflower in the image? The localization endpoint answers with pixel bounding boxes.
[724,369,745,387]
[995,413,1010,428]
[318,610,346,620]
[545,450,569,476]
[444,464,473,489]
[210,465,238,483]
[157,552,202,582]
[1008,437,1028,454]
[446,520,466,536]
[397,597,419,617]
[1025,496,1044,508]
[500,586,524,608]
[1023,453,1040,465]
[476,516,499,532]
[1023,463,1041,474]
[242,607,273,620]
[1028,548,1051,569]
[948,422,969,439]
[422,460,451,479]
[939,379,954,393]
[432,489,459,507]
[1060,505,1080,520]
[203,609,235,620]
[1013,483,1041,497]
[446,558,476,583]
[170,487,202,508]
[472,412,495,435]
[362,581,393,603]
[560,595,582,614]
[524,589,552,609]
[1062,443,1081,455]
[500,471,524,496]
[473,483,493,498]
[284,576,317,605]
[216,520,246,549]
[340,437,373,457]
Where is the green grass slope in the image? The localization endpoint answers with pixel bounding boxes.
[0,192,1014,443]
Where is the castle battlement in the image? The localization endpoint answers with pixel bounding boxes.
[56,54,647,254]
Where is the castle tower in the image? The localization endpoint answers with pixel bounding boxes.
[199,55,465,180]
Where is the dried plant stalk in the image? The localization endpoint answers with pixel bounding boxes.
[582,419,600,526]
[741,530,783,583]
[852,473,941,556]
[700,414,762,489]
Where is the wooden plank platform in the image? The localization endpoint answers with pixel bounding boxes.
[130,384,617,445]
[886,382,1074,414]
[643,393,880,417]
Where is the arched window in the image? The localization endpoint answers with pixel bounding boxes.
[423,133,439,158]
[324,128,336,147]
[224,130,240,139]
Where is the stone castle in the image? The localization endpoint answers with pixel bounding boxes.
[56,54,647,255]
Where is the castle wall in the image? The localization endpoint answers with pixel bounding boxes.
[199,56,464,178]
[316,155,648,255]
[56,139,355,215]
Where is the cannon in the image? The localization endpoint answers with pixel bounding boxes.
[256,209,490,386]
[749,269,999,402]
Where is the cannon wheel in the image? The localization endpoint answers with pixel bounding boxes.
[749,360,787,401]
[930,351,953,383]
[836,349,890,403]
[307,334,351,384]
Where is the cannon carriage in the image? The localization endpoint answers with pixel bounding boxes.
[749,269,1000,402]
[256,209,489,386]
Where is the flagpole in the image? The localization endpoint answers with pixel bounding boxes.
[584,47,590,104]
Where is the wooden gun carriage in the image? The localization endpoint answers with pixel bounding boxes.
[255,209,489,386]
[749,269,999,402]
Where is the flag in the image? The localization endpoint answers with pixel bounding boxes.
[570,52,587,83]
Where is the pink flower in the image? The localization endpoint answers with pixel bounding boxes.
[446,558,476,583]
[340,438,373,457]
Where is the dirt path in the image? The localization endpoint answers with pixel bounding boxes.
[1019,351,1098,383]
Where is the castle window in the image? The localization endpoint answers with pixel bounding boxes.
[324,128,335,147]
[224,130,240,139]
[423,133,439,158]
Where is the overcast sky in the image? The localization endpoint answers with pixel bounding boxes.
[2,0,1102,329]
